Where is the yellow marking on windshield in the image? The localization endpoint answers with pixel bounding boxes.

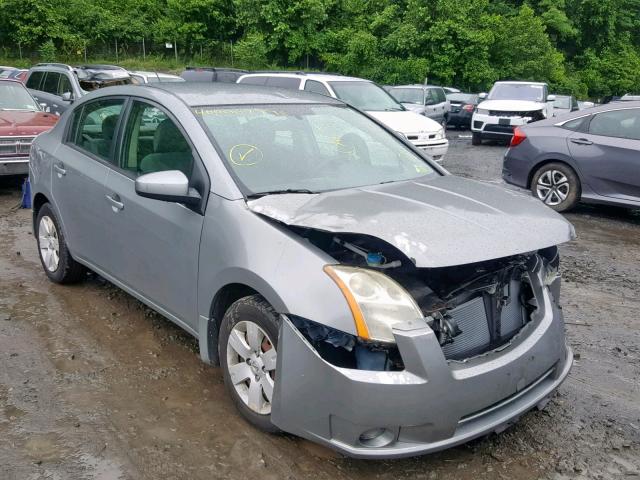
[229,144,263,166]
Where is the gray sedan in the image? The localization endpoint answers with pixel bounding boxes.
[503,101,640,211]
[30,83,573,458]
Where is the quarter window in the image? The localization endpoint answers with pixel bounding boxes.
[304,80,330,96]
[239,76,267,86]
[121,101,194,177]
[589,109,640,140]
[70,98,125,163]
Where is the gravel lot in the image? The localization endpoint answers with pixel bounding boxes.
[1,133,639,479]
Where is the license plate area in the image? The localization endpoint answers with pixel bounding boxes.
[499,118,511,126]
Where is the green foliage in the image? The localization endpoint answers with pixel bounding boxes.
[0,0,638,98]
[38,39,56,62]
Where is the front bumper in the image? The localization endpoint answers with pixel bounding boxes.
[0,158,29,176]
[471,113,534,139]
[272,269,572,459]
[410,139,449,162]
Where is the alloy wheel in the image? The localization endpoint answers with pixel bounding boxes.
[38,216,60,272]
[536,169,570,206]
[226,321,277,415]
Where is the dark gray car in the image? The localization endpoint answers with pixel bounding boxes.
[30,83,573,458]
[503,101,640,212]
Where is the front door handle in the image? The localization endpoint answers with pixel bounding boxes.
[53,163,66,176]
[570,138,593,146]
[105,194,124,212]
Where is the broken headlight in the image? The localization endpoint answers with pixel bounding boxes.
[324,265,423,343]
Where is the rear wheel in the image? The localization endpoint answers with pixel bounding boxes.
[471,132,482,145]
[219,295,280,433]
[35,203,85,284]
[531,162,580,212]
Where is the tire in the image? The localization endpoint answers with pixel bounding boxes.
[531,162,581,212]
[219,295,280,433]
[471,132,482,145]
[35,203,85,284]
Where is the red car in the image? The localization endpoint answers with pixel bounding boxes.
[0,79,58,176]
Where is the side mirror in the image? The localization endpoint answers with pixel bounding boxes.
[546,94,556,102]
[61,91,74,102]
[135,170,201,205]
[478,92,488,99]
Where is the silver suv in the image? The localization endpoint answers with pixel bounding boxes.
[387,85,450,126]
[25,63,132,115]
[30,82,573,458]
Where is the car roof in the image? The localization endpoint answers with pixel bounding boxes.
[390,85,444,89]
[132,71,180,78]
[239,72,368,83]
[147,82,345,106]
[528,100,640,127]
[494,81,547,86]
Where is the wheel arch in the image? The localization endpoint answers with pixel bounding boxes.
[201,282,273,366]
[32,192,50,230]
[527,158,581,190]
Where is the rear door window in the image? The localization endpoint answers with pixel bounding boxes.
[238,76,268,86]
[69,98,126,163]
[304,80,330,96]
[589,109,640,140]
[42,72,61,96]
[26,71,45,90]
[434,88,446,103]
[265,77,301,89]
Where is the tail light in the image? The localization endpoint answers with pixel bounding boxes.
[462,104,474,112]
[510,127,527,147]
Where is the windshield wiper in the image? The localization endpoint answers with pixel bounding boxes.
[247,188,315,199]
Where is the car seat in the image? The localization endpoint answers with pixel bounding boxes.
[139,119,193,175]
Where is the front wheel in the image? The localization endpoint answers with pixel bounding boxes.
[219,295,280,432]
[531,162,580,212]
[471,132,482,145]
[35,203,85,283]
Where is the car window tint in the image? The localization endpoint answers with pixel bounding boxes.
[122,101,194,177]
[238,76,267,86]
[26,71,44,90]
[589,109,640,140]
[71,98,125,163]
[59,74,72,95]
[42,72,60,95]
[304,80,330,96]
[425,88,438,105]
[434,88,446,103]
[265,77,301,89]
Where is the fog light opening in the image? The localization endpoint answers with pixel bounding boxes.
[358,427,395,448]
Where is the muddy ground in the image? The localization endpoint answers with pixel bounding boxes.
[1,135,639,479]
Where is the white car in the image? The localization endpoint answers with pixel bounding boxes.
[129,70,185,84]
[237,72,449,162]
[471,81,555,145]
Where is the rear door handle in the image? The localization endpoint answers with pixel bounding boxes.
[53,163,66,176]
[105,194,124,212]
[570,138,593,145]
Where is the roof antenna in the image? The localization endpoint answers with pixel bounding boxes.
[155,71,161,83]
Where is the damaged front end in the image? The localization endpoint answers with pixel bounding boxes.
[286,226,561,370]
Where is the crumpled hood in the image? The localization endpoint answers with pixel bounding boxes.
[477,99,544,112]
[248,175,575,268]
[367,110,441,134]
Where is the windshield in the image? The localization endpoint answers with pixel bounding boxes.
[447,93,477,103]
[488,83,545,102]
[194,103,435,195]
[0,82,40,111]
[553,96,571,109]
[329,81,404,112]
[389,88,424,104]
